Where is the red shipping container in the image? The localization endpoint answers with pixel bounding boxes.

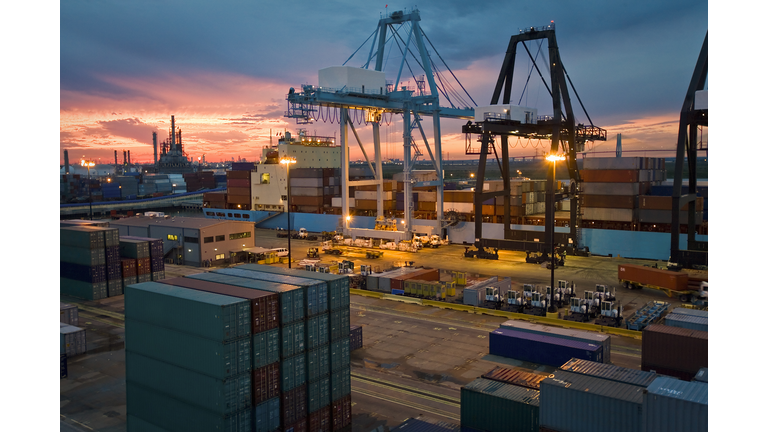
[136,258,151,275]
[617,264,688,291]
[283,418,307,432]
[121,258,137,278]
[227,178,251,188]
[390,268,440,292]
[253,363,281,405]
[159,277,280,333]
[582,195,636,209]
[283,385,308,426]
[308,406,331,432]
[641,324,707,380]
[638,195,703,211]
[331,395,351,431]
[580,169,640,183]
[227,170,251,179]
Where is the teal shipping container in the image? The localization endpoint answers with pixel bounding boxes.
[460,378,540,432]
[60,245,106,266]
[108,278,123,297]
[187,272,305,325]
[238,264,350,311]
[663,312,708,332]
[60,226,106,249]
[559,358,657,387]
[126,381,252,432]
[126,351,252,415]
[124,282,251,343]
[215,267,329,316]
[308,376,331,414]
[330,309,351,341]
[126,414,171,432]
[281,320,306,358]
[125,319,251,380]
[643,376,708,432]
[307,345,331,382]
[307,313,330,350]
[60,277,107,301]
[539,370,643,432]
[330,338,350,373]
[282,353,307,392]
[253,328,280,369]
[330,366,351,401]
[253,397,281,432]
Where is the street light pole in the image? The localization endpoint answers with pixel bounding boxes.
[81,159,95,220]
[546,154,565,317]
[280,157,297,268]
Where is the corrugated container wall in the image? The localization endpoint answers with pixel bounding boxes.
[489,328,603,366]
[558,358,657,387]
[500,320,611,363]
[641,324,707,381]
[460,378,540,432]
[642,377,708,432]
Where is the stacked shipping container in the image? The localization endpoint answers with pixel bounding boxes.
[291,168,340,214]
[641,324,707,381]
[227,169,252,210]
[60,226,111,300]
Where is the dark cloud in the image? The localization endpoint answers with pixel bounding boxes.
[96,118,158,144]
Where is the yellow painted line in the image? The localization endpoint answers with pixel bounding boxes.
[60,414,95,431]
[77,312,125,329]
[351,372,460,404]
[75,304,126,321]
[350,288,384,299]
[382,294,423,305]
[351,387,460,422]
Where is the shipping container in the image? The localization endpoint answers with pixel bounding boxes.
[581,182,641,196]
[663,312,708,332]
[126,382,252,432]
[60,226,107,249]
[693,367,708,383]
[308,376,331,414]
[308,406,332,432]
[186,272,305,325]
[108,278,123,297]
[160,276,279,334]
[391,417,460,432]
[390,268,440,292]
[480,366,548,391]
[331,395,352,431]
[60,261,107,284]
[330,338,350,373]
[60,302,79,326]
[126,415,171,432]
[307,313,330,350]
[539,370,643,432]
[125,319,251,380]
[642,376,708,432]
[126,351,252,415]
[281,320,307,358]
[582,156,646,170]
[499,320,612,363]
[60,277,107,300]
[282,353,308,391]
[641,324,707,381]
[489,328,603,366]
[558,358,657,387]
[124,282,251,342]
[215,268,328,317]
[253,362,281,405]
[60,245,106,266]
[330,366,351,401]
[120,238,151,259]
[253,328,281,369]
[618,264,688,291]
[254,397,281,432]
[349,325,363,351]
[307,345,331,382]
[460,378,539,432]
[330,309,350,342]
[238,264,350,312]
[60,323,87,357]
[282,384,308,426]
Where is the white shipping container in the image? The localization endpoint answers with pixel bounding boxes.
[417,191,437,202]
[583,207,636,222]
[60,323,87,357]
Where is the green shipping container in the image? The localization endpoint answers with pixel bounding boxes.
[124,282,251,343]
[126,414,171,432]
[60,245,105,266]
[308,376,331,414]
[282,353,307,392]
[238,264,350,312]
[460,378,540,432]
[60,277,107,300]
[126,319,251,380]
[126,351,252,415]
[60,226,105,249]
[330,366,351,401]
[330,338,350,373]
[253,328,280,369]
[307,314,330,350]
[330,309,350,341]
[281,320,306,358]
[108,278,123,297]
[126,381,252,432]
[307,345,331,382]
[187,272,305,325]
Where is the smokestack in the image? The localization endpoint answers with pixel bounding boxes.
[171,115,176,151]
[178,129,183,155]
[616,133,622,158]
[128,150,131,165]
[64,150,70,175]
[114,150,118,166]
[123,150,127,165]
[153,131,158,165]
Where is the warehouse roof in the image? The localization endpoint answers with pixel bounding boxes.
[109,216,251,230]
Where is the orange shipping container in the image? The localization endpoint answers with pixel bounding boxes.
[580,169,639,183]
[226,170,251,179]
[582,195,636,209]
[227,186,250,196]
[617,264,688,291]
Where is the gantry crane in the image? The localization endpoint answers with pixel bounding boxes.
[462,22,606,259]
[285,8,475,241]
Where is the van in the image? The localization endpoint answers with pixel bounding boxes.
[271,248,289,257]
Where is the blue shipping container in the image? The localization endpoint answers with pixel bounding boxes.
[489,328,603,366]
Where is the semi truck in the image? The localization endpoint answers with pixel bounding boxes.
[618,264,707,304]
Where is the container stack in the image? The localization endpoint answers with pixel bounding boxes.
[641,324,707,381]
[579,157,667,228]
[227,166,253,210]
[643,376,707,432]
[121,258,138,288]
[460,377,540,432]
[102,181,122,200]
[124,281,255,431]
[349,325,363,351]
[204,191,228,209]
[183,171,217,192]
[122,236,165,281]
[60,302,79,326]
[120,238,153,283]
[116,176,139,199]
[168,174,187,194]
[60,226,108,300]
[291,168,341,214]
[60,322,87,357]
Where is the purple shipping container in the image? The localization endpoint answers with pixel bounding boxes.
[60,262,107,283]
[489,328,603,366]
[349,325,363,351]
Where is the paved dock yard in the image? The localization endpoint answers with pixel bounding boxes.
[60,228,693,431]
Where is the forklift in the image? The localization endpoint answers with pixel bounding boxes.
[307,247,319,258]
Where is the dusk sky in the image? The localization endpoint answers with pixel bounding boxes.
[59,1,708,165]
